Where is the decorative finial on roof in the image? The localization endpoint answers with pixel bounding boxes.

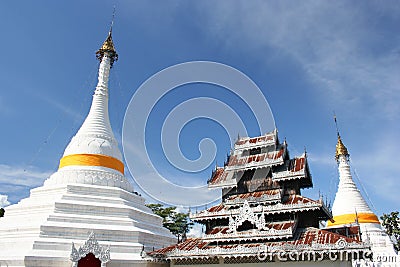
[96,7,118,67]
[334,114,349,160]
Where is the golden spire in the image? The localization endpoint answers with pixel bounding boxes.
[335,134,349,160]
[334,113,349,160]
[96,10,118,67]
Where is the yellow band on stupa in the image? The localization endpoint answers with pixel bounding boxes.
[327,213,380,227]
[59,154,124,174]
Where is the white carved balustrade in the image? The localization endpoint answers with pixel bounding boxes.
[191,201,324,220]
[203,226,294,241]
[272,169,305,180]
[225,150,285,172]
[225,157,284,172]
[224,190,282,206]
[234,136,276,151]
[165,238,368,258]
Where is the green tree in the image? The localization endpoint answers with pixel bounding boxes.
[381,211,400,251]
[0,208,4,217]
[146,204,194,243]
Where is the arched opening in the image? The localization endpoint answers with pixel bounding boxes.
[77,253,101,267]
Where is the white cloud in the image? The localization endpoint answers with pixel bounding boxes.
[348,134,400,205]
[193,1,400,120]
[0,194,10,208]
[187,1,399,214]
[0,164,52,189]
[40,95,85,122]
[188,223,203,238]
[308,152,335,167]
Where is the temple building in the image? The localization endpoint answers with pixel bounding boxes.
[0,28,174,266]
[150,130,371,266]
[327,133,397,265]
[0,17,397,267]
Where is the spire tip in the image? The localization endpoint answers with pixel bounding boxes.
[333,111,340,137]
[333,113,349,160]
[96,9,118,67]
[109,5,116,34]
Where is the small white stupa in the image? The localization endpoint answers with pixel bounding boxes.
[327,131,397,265]
[0,26,175,267]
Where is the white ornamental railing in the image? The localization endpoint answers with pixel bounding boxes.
[167,245,261,257]
[224,191,282,206]
[272,169,305,180]
[225,154,284,172]
[190,201,323,220]
[234,136,276,150]
[165,238,369,258]
[203,226,293,241]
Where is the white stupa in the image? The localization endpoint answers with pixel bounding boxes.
[0,27,175,267]
[327,133,397,265]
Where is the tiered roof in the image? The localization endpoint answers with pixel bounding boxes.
[191,195,329,221]
[150,130,370,263]
[151,227,368,263]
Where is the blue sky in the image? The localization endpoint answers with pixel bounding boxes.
[0,1,399,217]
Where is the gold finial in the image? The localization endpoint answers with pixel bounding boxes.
[333,114,349,160]
[335,134,349,160]
[96,8,118,67]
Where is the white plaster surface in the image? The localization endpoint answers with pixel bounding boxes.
[329,155,397,266]
[62,55,122,162]
[331,156,375,217]
[0,183,175,267]
[0,51,175,266]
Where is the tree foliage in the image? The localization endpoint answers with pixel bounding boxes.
[381,211,400,251]
[146,204,194,243]
[0,208,4,217]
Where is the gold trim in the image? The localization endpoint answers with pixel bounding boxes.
[327,213,380,227]
[96,30,118,67]
[59,154,124,174]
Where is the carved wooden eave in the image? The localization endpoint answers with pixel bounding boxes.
[149,225,369,259]
[224,189,283,207]
[208,148,288,189]
[203,221,297,242]
[208,168,238,189]
[70,232,110,267]
[271,169,305,181]
[224,147,286,172]
[161,238,370,260]
[208,145,314,191]
[234,132,277,151]
[191,197,330,222]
